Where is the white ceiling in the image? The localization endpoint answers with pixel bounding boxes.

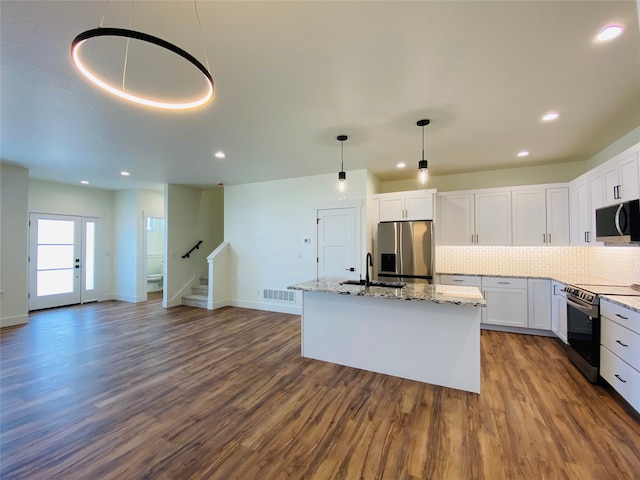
[2,1,639,191]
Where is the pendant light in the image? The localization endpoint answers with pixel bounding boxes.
[71,1,213,110]
[417,119,430,186]
[337,135,348,193]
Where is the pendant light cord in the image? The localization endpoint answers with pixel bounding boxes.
[121,0,135,92]
[341,141,344,171]
[99,0,110,27]
[421,125,425,161]
[194,0,211,73]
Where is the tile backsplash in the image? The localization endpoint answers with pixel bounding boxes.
[436,246,640,285]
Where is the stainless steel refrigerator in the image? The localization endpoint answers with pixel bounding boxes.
[376,220,434,283]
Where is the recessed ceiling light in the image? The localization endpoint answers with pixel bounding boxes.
[517,151,529,157]
[81,180,89,184]
[214,151,226,159]
[120,171,130,176]
[596,25,624,42]
[397,162,406,169]
[542,111,559,122]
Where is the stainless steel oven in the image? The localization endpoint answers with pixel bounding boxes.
[565,287,599,382]
[567,287,600,383]
[564,283,640,383]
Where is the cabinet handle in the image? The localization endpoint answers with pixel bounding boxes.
[615,340,629,347]
[498,281,510,285]
[453,279,464,283]
[615,313,629,320]
[548,234,551,244]
[543,233,546,243]
[476,234,479,244]
[614,374,627,383]
[471,234,475,244]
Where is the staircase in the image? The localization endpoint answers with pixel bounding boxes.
[182,275,209,308]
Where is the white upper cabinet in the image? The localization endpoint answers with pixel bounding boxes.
[603,151,639,205]
[570,176,590,245]
[437,193,475,245]
[569,171,604,245]
[512,187,569,246]
[437,190,511,245]
[376,190,435,222]
[475,191,512,245]
[546,187,570,245]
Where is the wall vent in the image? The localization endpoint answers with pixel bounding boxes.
[263,289,295,302]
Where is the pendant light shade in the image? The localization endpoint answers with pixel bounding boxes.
[337,135,348,193]
[417,119,430,186]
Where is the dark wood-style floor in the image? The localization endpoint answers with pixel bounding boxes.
[1,296,639,480]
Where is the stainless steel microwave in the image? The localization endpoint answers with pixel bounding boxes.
[595,199,640,243]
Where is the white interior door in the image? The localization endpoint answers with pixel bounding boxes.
[29,213,98,310]
[317,207,358,279]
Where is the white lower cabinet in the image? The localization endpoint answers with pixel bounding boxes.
[481,277,528,328]
[599,299,640,413]
[551,281,568,343]
[528,279,551,330]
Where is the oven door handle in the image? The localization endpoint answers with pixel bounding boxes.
[566,296,597,317]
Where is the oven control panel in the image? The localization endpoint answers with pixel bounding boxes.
[564,286,596,304]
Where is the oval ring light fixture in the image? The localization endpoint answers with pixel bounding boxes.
[71,27,214,110]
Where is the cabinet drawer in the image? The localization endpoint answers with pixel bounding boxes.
[601,299,640,334]
[439,275,482,287]
[601,317,640,371]
[481,276,528,289]
[600,346,640,413]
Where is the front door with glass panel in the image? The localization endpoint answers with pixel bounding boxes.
[29,214,97,310]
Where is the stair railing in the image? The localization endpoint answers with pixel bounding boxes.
[182,240,203,259]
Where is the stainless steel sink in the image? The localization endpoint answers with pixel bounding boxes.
[340,280,405,288]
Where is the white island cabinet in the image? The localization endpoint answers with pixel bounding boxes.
[288,279,486,394]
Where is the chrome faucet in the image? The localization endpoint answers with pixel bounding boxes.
[365,252,373,287]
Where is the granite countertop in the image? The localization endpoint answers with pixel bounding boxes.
[288,278,486,307]
[600,295,640,313]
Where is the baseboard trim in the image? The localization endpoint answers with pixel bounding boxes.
[114,294,147,303]
[1,314,29,328]
[480,323,556,337]
[230,299,301,315]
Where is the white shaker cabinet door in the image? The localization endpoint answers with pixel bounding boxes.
[482,287,528,328]
[437,194,475,245]
[378,196,406,221]
[512,189,546,246]
[619,151,639,202]
[475,191,512,245]
[546,187,570,245]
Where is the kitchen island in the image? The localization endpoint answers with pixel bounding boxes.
[288,278,486,393]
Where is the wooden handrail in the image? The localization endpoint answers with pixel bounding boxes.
[182,240,203,259]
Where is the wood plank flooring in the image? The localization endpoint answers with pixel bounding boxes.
[1,297,639,479]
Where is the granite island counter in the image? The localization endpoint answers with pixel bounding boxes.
[288,278,486,393]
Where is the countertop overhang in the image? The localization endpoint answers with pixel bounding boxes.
[288,278,486,307]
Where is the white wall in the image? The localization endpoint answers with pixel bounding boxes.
[224,169,369,314]
[28,179,116,301]
[165,185,223,307]
[0,164,29,327]
[114,190,139,302]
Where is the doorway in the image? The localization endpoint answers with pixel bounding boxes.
[316,207,359,280]
[144,216,165,294]
[28,213,98,310]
